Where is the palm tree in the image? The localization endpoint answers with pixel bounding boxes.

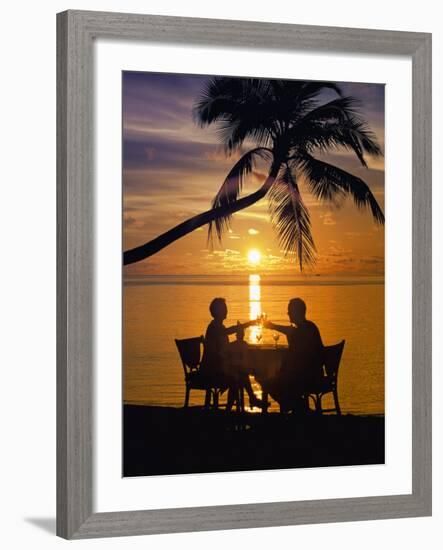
[123,77,384,268]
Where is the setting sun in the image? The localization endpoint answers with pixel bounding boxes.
[247,249,262,265]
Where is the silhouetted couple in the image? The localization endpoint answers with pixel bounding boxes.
[200,296,325,414]
[199,297,265,411]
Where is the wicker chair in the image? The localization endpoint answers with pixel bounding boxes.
[175,336,224,408]
[307,340,345,415]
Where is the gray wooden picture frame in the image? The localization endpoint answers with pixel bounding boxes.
[57,9,432,539]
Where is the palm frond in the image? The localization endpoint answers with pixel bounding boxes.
[291,121,382,169]
[193,77,247,126]
[288,82,343,120]
[299,154,385,224]
[217,117,274,154]
[194,77,276,153]
[208,147,272,244]
[343,116,383,162]
[298,96,360,124]
[290,97,382,167]
[265,80,343,130]
[268,165,316,270]
[297,81,343,101]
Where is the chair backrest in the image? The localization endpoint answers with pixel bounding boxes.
[175,336,204,376]
[323,340,345,386]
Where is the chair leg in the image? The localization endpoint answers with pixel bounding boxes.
[226,388,235,412]
[333,390,341,415]
[315,393,323,415]
[184,386,190,408]
[204,389,211,408]
[307,394,314,411]
[235,388,244,413]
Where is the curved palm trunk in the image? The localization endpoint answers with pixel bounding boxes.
[124,162,281,265]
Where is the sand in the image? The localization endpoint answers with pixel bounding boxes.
[123,404,385,477]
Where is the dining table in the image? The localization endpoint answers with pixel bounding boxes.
[245,344,288,413]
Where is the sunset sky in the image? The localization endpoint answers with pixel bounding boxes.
[123,72,384,277]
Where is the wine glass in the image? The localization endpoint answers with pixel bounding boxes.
[273,332,280,348]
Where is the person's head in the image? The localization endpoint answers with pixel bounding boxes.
[236,321,245,342]
[209,297,228,321]
[287,298,307,325]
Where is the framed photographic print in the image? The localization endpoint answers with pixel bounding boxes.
[57,10,432,539]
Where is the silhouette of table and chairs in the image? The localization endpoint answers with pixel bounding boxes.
[175,336,345,415]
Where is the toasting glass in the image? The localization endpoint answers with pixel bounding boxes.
[273,332,280,348]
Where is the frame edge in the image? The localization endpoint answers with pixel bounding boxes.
[411,32,432,517]
[56,10,432,538]
[56,9,94,539]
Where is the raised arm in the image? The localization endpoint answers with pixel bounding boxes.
[264,320,292,336]
[225,319,257,334]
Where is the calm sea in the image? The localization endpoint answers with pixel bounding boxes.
[123,274,384,415]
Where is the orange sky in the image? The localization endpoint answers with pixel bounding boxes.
[123,72,384,277]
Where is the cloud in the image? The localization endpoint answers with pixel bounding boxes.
[327,244,352,256]
[320,212,336,226]
[123,215,146,230]
[145,147,156,161]
[236,210,270,222]
[124,215,137,227]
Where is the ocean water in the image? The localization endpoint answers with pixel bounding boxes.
[123,274,384,415]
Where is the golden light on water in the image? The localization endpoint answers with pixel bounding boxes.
[247,249,261,265]
[248,274,262,344]
[247,273,265,407]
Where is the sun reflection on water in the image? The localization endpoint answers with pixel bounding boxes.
[248,274,262,344]
[247,273,265,407]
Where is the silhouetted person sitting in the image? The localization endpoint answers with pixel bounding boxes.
[226,322,266,410]
[200,298,264,410]
[264,298,324,413]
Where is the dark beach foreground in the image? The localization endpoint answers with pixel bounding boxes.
[123,405,385,477]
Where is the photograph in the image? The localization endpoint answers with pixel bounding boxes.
[0,0,436,544]
[122,71,385,477]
